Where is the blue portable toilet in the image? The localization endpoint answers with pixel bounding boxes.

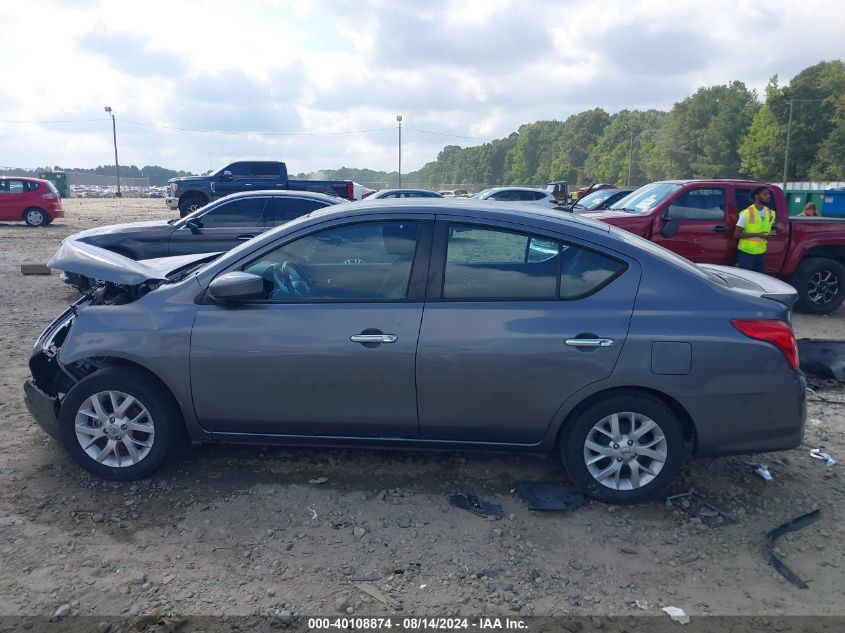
[823,189,845,217]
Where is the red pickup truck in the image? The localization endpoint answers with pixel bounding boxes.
[582,180,845,314]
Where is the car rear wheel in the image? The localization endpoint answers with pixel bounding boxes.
[179,195,207,218]
[561,393,685,504]
[792,257,845,314]
[58,367,181,480]
[23,208,48,227]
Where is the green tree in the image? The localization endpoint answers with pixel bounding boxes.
[738,103,783,180]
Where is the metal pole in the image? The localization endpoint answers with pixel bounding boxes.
[782,99,794,191]
[627,131,634,187]
[397,115,402,188]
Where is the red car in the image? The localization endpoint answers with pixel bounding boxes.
[0,176,64,226]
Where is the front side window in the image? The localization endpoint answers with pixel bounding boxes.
[666,188,726,220]
[243,221,420,301]
[0,180,25,194]
[222,162,250,177]
[198,198,268,228]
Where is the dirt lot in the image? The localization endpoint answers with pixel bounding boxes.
[0,199,844,623]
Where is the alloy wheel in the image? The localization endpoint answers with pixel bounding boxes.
[808,270,839,305]
[582,412,667,491]
[74,390,156,467]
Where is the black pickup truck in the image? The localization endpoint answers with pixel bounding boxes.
[166,161,355,216]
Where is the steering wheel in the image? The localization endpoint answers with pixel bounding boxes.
[274,260,315,298]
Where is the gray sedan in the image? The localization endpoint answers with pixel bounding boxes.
[26,200,805,503]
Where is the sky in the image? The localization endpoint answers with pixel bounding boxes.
[1,0,844,175]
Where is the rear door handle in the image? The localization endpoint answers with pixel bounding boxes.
[350,334,398,344]
[236,235,254,241]
[565,338,614,348]
[713,226,727,233]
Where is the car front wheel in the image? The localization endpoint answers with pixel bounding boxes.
[561,393,685,504]
[23,208,48,227]
[58,367,181,480]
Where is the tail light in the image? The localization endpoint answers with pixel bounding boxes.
[346,183,355,200]
[731,319,799,369]
[42,193,57,200]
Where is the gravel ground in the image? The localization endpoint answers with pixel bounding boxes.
[0,198,843,622]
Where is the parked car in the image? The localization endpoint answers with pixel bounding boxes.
[166,161,354,217]
[60,190,340,290]
[583,180,845,314]
[367,189,444,199]
[576,183,616,199]
[566,188,635,213]
[545,180,569,204]
[30,200,804,503]
[472,187,558,206]
[0,176,64,227]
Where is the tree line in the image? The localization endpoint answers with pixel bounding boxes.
[304,60,845,189]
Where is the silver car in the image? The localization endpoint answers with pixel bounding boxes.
[25,200,805,503]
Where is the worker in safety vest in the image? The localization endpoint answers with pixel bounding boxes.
[733,185,776,274]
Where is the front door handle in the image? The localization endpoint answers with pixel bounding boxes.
[713,225,728,233]
[565,338,614,348]
[350,334,398,344]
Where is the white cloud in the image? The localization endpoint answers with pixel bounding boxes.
[1,0,844,174]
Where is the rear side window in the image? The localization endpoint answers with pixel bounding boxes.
[666,188,726,220]
[735,188,778,213]
[199,197,268,228]
[443,224,624,300]
[24,180,42,192]
[268,197,327,226]
[251,162,280,177]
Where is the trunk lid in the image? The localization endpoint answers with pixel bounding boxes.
[48,240,218,286]
[700,264,798,308]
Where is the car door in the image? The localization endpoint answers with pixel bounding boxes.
[189,215,433,437]
[212,162,251,197]
[168,196,270,255]
[652,186,733,264]
[416,218,640,443]
[250,161,284,191]
[0,179,26,221]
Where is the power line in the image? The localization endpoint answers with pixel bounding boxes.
[0,118,110,124]
[403,127,494,142]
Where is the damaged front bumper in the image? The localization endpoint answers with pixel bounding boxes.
[23,379,60,440]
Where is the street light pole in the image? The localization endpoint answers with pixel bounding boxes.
[397,115,402,188]
[104,106,121,197]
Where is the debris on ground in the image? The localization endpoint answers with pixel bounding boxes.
[512,482,585,511]
[799,339,845,382]
[448,493,503,520]
[763,509,822,589]
[809,448,837,468]
[665,491,737,527]
[746,462,773,480]
[354,582,402,610]
[661,606,690,625]
[20,264,52,275]
[309,476,329,484]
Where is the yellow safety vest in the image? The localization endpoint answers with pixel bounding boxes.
[737,205,775,255]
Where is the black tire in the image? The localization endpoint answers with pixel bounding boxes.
[23,208,48,227]
[58,366,182,480]
[791,257,845,315]
[178,194,207,218]
[561,393,685,504]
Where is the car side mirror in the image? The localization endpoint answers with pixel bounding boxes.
[185,218,202,233]
[661,217,681,238]
[208,272,265,302]
[220,170,233,181]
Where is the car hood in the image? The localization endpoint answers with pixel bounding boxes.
[700,264,798,308]
[48,240,218,286]
[70,219,173,240]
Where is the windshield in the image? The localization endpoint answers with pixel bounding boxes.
[575,189,620,211]
[609,182,682,214]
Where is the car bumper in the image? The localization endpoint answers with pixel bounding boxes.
[693,369,806,457]
[166,196,179,210]
[23,379,61,441]
[51,205,65,218]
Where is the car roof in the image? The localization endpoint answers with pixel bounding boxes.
[214,189,341,203]
[655,179,779,187]
[0,176,44,183]
[376,189,440,194]
[482,186,550,193]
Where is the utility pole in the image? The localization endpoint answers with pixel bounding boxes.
[782,99,794,191]
[627,130,634,187]
[104,106,121,197]
[397,115,402,188]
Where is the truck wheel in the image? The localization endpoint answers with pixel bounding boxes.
[179,195,207,218]
[561,393,685,504]
[792,257,845,315]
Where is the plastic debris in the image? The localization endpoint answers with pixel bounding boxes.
[763,509,821,589]
[798,338,845,381]
[665,491,737,527]
[809,448,837,468]
[746,462,773,480]
[662,606,690,625]
[513,482,585,511]
[448,493,503,520]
